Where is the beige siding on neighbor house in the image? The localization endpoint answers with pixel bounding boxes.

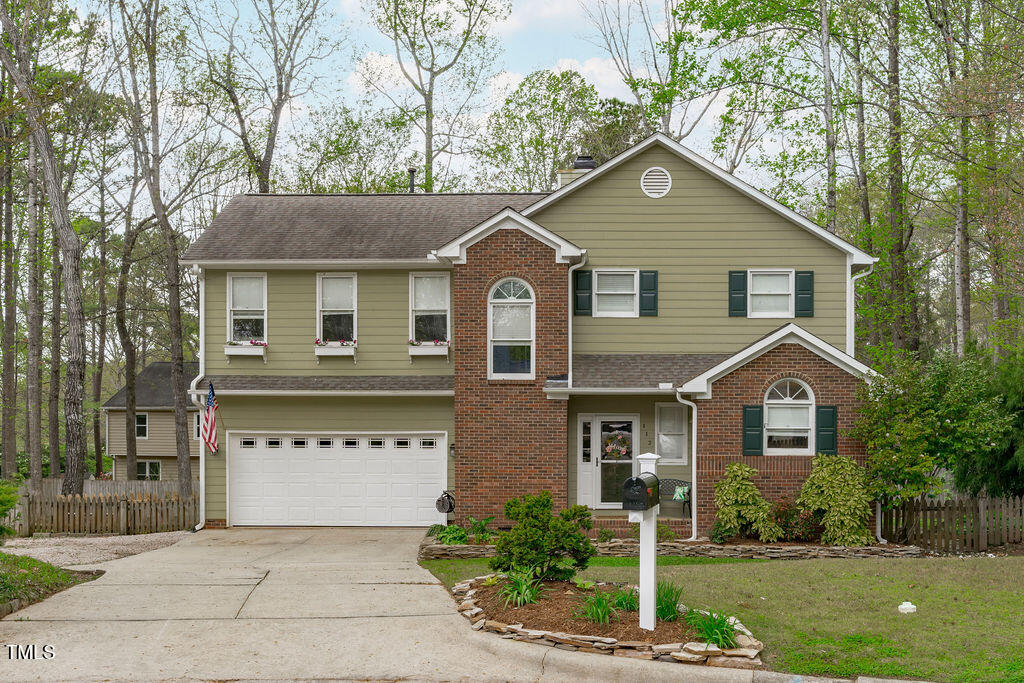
[203,396,454,520]
[532,146,851,354]
[204,269,454,376]
[114,456,199,481]
[106,409,201,458]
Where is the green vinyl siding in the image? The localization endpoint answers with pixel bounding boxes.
[203,395,454,520]
[204,269,453,376]
[532,146,850,354]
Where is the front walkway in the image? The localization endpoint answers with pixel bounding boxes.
[0,527,777,681]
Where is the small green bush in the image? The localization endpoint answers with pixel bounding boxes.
[572,576,596,590]
[596,528,615,543]
[426,523,445,537]
[498,566,545,607]
[685,610,738,649]
[490,491,596,581]
[0,479,19,538]
[708,519,733,544]
[575,590,618,624]
[713,462,783,542]
[656,580,685,621]
[798,453,874,546]
[770,496,822,542]
[630,521,677,542]
[434,524,469,545]
[611,587,639,611]
[466,516,496,544]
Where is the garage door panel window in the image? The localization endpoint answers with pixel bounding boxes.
[229,274,266,342]
[318,274,356,343]
[343,438,359,448]
[411,273,450,343]
[292,438,307,448]
[489,278,534,379]
[317,437,333,448]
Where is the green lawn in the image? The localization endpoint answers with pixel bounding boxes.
[0,551,97,607]
[421,555,1024,682]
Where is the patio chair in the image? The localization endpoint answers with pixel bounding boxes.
[658,478,692,519]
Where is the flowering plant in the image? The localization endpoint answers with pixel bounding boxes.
[602,432,631,460]
[409,338,449,346]
[314,338,329,347]
[316,338,356,346]
[226,340,268,347]
[248,340,268,347]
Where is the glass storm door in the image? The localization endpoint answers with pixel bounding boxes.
[577,415,638,509]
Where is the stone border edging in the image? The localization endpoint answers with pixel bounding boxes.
[419,537,923,561]
[451,574,764,669]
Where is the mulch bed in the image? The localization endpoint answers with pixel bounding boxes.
[473,580,698,643]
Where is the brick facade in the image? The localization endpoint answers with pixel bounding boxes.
[694,342,867,531]
[452,228,569,526]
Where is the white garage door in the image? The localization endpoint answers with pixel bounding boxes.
[228,432,446,526]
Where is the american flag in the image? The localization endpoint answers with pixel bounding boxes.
[201,382,219,453]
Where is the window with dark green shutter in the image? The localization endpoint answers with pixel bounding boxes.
[795,271,814,317]
[639,270,658,316]
[815,405,838,454]
[729,271,747,317]
[573,270,592,316]
[742,406,763,455]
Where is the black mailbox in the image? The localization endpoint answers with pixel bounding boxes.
[622,472,660,511]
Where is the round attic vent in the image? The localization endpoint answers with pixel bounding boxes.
[640,166,672,198]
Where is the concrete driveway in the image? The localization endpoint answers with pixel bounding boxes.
[1,528,801,681]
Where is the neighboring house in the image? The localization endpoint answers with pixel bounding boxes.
[181,133,876,534]
[102,362,201,481]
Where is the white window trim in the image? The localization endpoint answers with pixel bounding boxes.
[137,460,161,480]
[592,268,640,318]
[193,412,201,440]
[487,277,536,381]
[408,271,451,343]
[764,378,815,456]
[226,272,268,342]
[747,268,795,319]
[654,402,688,465]
[316,272,358,345]
[135,412,149,440]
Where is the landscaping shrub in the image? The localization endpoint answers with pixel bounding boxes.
[425,523,445,537]
[0,479,19,538]
[685,610,738,649]
[434,524,469,545]
[466,516,496,544]
[770,497,821,542]
[630,521,677,542]
[797,454,873,546]
[655,580,684,621]
[596,528,615,543]
[498,566,545,607]
[490,491,596,581]
[575,590,618,624]
[708,519,734,544]
[712,463,783,543]
[611,587,638,611]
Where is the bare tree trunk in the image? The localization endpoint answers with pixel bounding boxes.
[26,136,43,486]
[48,227,63,474]
[424,93,434,192]
[115,221,140,481]
[818,0,837,232]
[92,175,108,477]
[0,73,15,479]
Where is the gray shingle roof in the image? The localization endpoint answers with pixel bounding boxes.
[182,193,548,262]
[103,362,200,409]
[198,375,454,393]
[566,354,731,389]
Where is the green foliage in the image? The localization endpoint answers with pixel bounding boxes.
[630,521,677,542]
[434,524,469,545]
[610,587,639,612]
[851,352,1012,503]
[466,516,496,544]
[490,491,596,581]
[426,523,445,537]
[712,463,783,542]
[708,519,734,544]
[656,580,685,622]
[572,577,596,591]
[498,566,544,608]
[0,480,20,537]
[575,590,618,624]
[798,454,873,546]
[770,497,821,542]
[596,528,615,543]
[685,610,739,649]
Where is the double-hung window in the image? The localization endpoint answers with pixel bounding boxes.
[748,270,794,318]
[410,273,450,343]
[228,273,267,342]
[655,404,688,464]
[137,461,160,480]
[489,278,534,379]
[135,413,148,439]
[317,274,357,343]
[593,269,639,317]
[764,379,813,455]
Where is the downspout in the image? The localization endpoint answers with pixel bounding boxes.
[675,393,699,541]
[567,250,588,388]
[850,261,884,543]
[189,264,206,531]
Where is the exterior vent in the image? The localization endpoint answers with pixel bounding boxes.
[640,166,672,198]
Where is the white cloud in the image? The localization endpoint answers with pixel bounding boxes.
[497,0,588,36]
[337,0,362,20]
[553,57,632,100]
[487,71,524,107]
[348,51,411,97]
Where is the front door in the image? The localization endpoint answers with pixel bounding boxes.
[577,415,639,509]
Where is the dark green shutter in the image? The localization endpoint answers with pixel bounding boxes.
[639,270,658,316]
[795,270,814,317]
[573,270,592,316]
[742,406,763,456]
[816,405,838,454]
[729,271,747,317]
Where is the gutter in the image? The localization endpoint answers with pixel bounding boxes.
[674,392,699,541]
[566,251,588,388]
[848,260,876,356]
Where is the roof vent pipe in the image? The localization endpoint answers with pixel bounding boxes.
[408,167,416,193]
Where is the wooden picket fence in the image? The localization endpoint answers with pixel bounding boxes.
[881,496,1024,553]
[5,492,199,536]
[32,478,182,498]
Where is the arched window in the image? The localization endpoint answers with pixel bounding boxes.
[764,378,814,455]
[489,278,534,379]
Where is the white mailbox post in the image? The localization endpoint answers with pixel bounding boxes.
[628,452,660,631]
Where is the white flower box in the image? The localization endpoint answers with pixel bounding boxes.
[409,344,450,357]
[314,345,357,358]
[224,344,267,363]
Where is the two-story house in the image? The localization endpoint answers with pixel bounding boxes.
[181,134,876,535]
